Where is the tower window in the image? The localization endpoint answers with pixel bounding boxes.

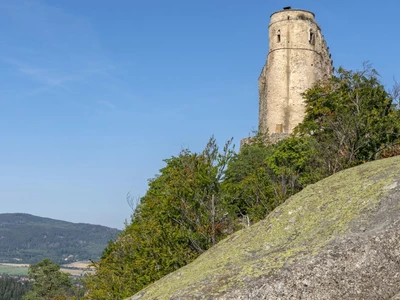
[277,30,281,43]
[309,29,315,45]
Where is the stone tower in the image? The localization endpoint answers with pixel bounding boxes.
[258,7,333,140]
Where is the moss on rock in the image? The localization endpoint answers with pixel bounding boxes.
[129,156,400,299]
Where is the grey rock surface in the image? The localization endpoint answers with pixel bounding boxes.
[129,156,400,300]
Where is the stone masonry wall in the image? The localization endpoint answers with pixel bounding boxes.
[258,8,333,136]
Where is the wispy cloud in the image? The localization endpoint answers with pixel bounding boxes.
[0,1,116,95]
[164,104,189,116]
[97,100,116,110]
[0,0,148,116]
[3,58,77,86]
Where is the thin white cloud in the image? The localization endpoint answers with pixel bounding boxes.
[1,57,79,94]
[19,66,75,87]
[165,104,189,116]
[97,100,116,110]
[0,0,145,115]
[0,1,111,91]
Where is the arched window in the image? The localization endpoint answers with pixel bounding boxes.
[277,29,281,43]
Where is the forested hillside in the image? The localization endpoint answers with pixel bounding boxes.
[0,213,120,264]
[0,276,32,300]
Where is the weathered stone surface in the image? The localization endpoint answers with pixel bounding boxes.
[129,156,400,300]
[258,8,333,135]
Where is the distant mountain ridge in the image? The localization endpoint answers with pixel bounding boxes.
[0,213,120,264]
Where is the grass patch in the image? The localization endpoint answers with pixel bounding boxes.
[0,264,29,276]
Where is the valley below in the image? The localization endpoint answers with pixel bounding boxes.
[0,261,94,277]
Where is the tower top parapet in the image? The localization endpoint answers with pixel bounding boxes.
[270,7,315,18]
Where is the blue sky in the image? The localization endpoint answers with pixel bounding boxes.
[1,0,399,229]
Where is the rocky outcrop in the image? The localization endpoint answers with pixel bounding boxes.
[129,156,400,300]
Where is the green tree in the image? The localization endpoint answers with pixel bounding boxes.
[84,137,235,299]
[296,65,400,173]
[265,136,325,200]
[23,259,72,300]
[0,276,32,300]
[222,142,275,224]
[223,135,324,225]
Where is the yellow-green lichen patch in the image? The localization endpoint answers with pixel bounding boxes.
[130,156,400,300]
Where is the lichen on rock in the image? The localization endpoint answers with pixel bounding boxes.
[129,156,400,300]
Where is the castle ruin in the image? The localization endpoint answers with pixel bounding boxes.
[258,7,333,141]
